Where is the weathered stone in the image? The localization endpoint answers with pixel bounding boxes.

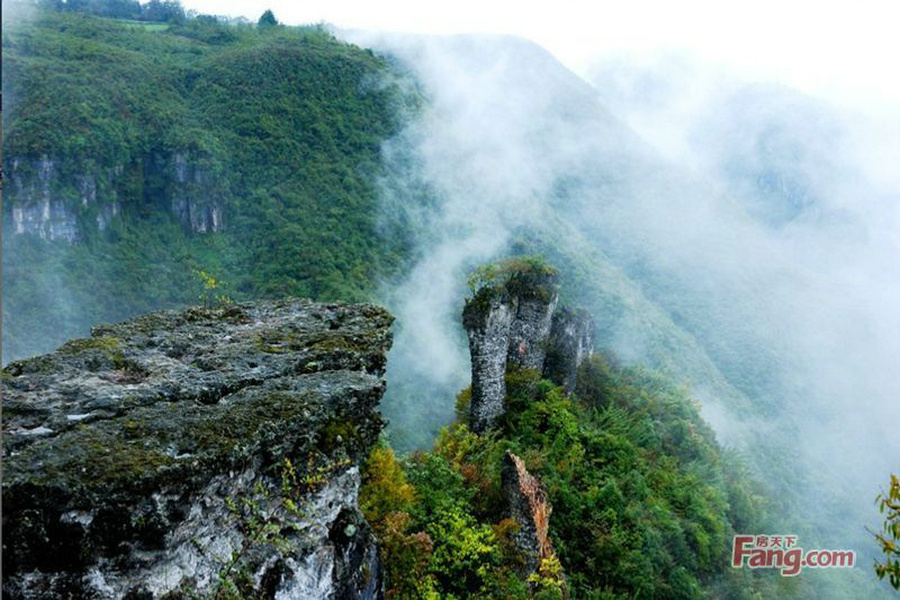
[4,151,225,243]
[463,288,517,433]
[543,307,595,394]
[506,270,559,370]
[2,299,393,600]
[501,452,558,581]
[170,153,226,234]
[6,156,79,243]
[463,265,565,433]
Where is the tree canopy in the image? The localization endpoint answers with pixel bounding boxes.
[257,9,278,28]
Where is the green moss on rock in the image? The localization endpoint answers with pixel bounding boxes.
[2,298,393,596]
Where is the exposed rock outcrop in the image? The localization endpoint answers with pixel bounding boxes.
[501,451,564,592]
[501,452,550,576]
[543,307,595,394]
[463,263,589,432]
[7,156,80,242]
[4,151,225,243]
[169,152,225,234]
[462,289,517,433]
[506,270,559,370]
[2,299,393,600]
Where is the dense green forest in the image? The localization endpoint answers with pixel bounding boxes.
[2,4,412,361]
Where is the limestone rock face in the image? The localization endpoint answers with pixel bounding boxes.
[6,156,79,243]
[169,152,226,234]
[2,299,393,600]
[543,307,595,393]
[463,290,517,433]
[506,271,559,370]
[4,151,226,243]
[463,265,590,433]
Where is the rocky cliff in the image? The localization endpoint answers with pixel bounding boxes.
[505,270,560,370]
[462,264,592,432]
[2,299,393,599]
[462,289,517,434]
[168,152,226,234]
[4,152,225,243]
[501,452,555,577]
[7,156,83,243]
[542,307,595,394]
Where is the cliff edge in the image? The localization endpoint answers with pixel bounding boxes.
[2,299,393,600]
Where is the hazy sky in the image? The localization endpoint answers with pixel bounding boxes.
[179,0,900,111]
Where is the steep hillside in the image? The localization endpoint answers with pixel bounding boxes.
[358,34,894,598]
[2,9,411,361]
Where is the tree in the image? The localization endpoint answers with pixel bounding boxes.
[874,473,900,590]
[142,0,185,23]
[257,9,278,28]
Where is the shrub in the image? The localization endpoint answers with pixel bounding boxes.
[360,444,415,525]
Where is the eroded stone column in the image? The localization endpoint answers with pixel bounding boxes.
[463,289,517,433]
[506,272,559,370]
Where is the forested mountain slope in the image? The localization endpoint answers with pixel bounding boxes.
[3,9,410,361]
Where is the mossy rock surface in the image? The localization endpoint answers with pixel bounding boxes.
[2,298,393,599]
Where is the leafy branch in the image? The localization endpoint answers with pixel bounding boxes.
[874,473,900,590]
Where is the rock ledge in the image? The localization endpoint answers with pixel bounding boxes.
[2,299,393,600]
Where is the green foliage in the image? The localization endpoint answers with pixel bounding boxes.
[30,0,185,23]
[526,556,566,599]
[466,255,557,296]
[362,350,786,599]
[374,512,440,600]
[359,447,440,598]
[257,9,278,28]
[361,448,525,599]
[360,443,416,525]
[874,474,900,590]
[195,269,232,307]
[2,7,412,361]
